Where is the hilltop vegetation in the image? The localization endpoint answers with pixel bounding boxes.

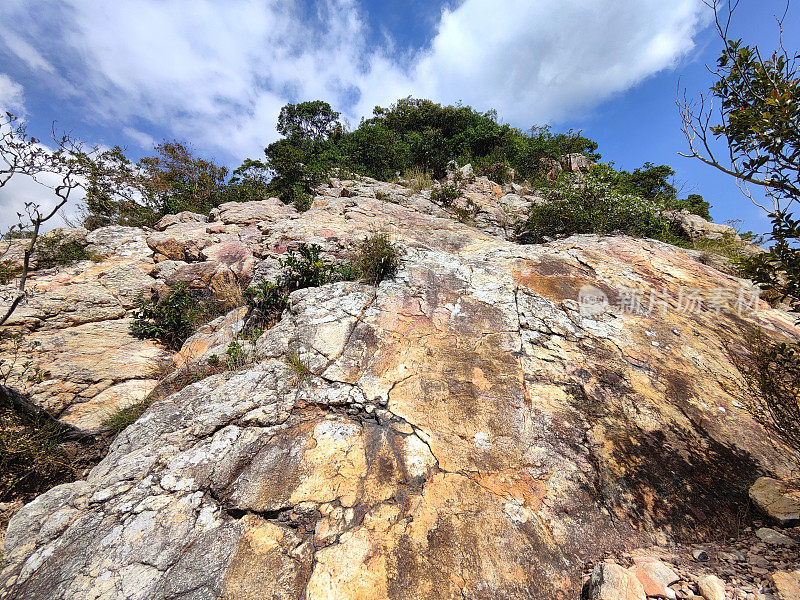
[58,97,712,244]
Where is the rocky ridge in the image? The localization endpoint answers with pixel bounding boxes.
[0,173,798,599]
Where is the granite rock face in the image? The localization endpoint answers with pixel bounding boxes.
[0,226,170,433]
[1,177,798,599]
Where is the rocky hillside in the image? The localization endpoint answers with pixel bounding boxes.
[1,173,799,599]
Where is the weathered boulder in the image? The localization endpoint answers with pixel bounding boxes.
[629,559,679,599]
[1,177,799,599]
[663,210,763,257]
[210,197,294,225]
[0,225,172,433]
[146,221,216,261]
[771,570,800,600]
[175,307,248,367]
[749,476,800,525]
[755,527,797,546]
[560,152,595,172]
[589,563,646,600]
[697,574,726,600]
[154,211,207,231]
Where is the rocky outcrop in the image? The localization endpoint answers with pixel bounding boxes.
[750,477,800,525]
[0,176,797,599]
[663,209,764,256]
[0,227,170,433]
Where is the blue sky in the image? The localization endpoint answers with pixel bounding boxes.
[0,0,796,233]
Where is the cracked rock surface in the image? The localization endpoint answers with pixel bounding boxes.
[2,178,800,599]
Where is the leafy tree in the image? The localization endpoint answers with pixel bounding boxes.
[82,141,231,228]
[681,1,800,458]
[616,162,677,201]
[263,137,339,210]
[138,141,228,215]
[338,123,411,181]
[512,125,600,181]
[277,101,342,142]
[82,146,158,229]
[679,0,799,307]
[220,158,271,203]
[264,101,344,209]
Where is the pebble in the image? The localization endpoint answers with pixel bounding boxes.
[692,549,709,561]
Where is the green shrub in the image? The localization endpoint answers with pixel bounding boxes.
[475,161,512,184]
[243,243,358,330]
[0,261,19,285]
[692,233,753,264]
[355,233,400,284]
[130,283,198,351]
[519,171,685,245]
[35,233,97,269]
[244,281,289,327]
[430,184,461,207]
[279,243,356,290]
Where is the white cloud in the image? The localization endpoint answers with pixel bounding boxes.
[413,0,709,123]
[0,0,710,161]
[123,127,156,151]
[0,29,55,74]
[0,73,25,114]
[0,170,86,232]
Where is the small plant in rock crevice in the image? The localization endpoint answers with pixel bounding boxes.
[244,281,289,329]
[354,233,401,285]
[430,184,461,207]
[102,399,154,434]
[225,340,250,371]
[402,167,434,194]
[130,283,203,351]
[453,198,480,225]
[285,350,312,382]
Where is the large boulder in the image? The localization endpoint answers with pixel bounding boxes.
[663,210,764,257]
[749,476,800,525]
